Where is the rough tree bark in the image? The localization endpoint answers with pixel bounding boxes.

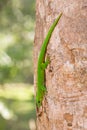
[34,0,87,130]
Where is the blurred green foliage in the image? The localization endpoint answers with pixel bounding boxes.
[0,0,35,84]
[0,0,36,130]
[0,84,36,130]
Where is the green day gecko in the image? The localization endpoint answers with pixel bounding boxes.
[36,13,62,108]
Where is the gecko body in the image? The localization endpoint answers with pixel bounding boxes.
[36,13,62,108]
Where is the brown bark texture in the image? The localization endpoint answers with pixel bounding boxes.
[34,0,87,130]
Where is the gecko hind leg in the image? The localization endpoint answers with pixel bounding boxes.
[41,57,50,70]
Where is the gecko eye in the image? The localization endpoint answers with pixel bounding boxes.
[38,101,40,103]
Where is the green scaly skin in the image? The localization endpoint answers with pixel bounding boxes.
[36,13,62,108]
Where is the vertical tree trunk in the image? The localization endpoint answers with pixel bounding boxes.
[34,0,87,130]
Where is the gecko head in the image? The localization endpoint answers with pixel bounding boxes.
[36,100,41,108]
[36,95,42,108]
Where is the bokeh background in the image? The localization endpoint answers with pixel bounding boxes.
[0,0,36,130]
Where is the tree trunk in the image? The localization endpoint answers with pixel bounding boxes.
[34,0,87,130]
